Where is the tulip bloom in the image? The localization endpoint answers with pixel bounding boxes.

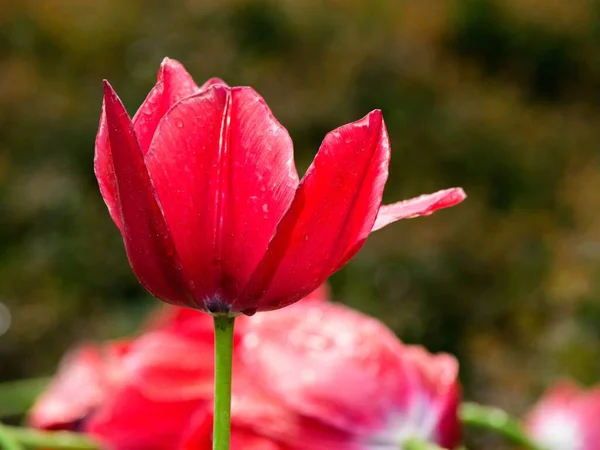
[228,301,462,449]
[95,57,466,316]
[525,381,600,450]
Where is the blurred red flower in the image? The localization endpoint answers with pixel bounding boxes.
[29,285,461,449]
[29,316,216,449]
[95,57,466,316]
[28,342,129,431]
[525,380,600,450]
[227,301,461,449]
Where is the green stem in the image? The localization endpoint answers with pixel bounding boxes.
[0,424,23,450]
[1,425,98,449]
[402,438,446,450]
[213,316,235,450]
[460,402,540,450]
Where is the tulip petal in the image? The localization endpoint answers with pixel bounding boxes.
[200,77,228,90]
[145,86,298,311]
[28,346,107,430]
[179,410,291,450]
[86,331,213,450]
[87,382,203,450]
[121,331,214,401]
[94,110,121,229]
[242,302,461,447]
[102,81,192,307]
[132,58,200,154]
[241,302,415,436]
[231,381,357,450]
[244,110,389,311]
[397,346,462,448]
[95,58,207,230]
[372,187,467,232]
[302,282,331,303]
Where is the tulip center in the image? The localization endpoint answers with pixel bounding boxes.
[205,295,232,315]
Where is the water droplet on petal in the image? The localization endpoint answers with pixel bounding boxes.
[175,118,184,128]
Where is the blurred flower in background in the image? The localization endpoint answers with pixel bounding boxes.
[223,300,461,450]
[28,286,462,449]
[524,380,600,450]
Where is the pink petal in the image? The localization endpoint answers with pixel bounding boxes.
[231,375,357,450]
[95,58,202,230]
[244,110,389,311]
[86,331,214,450]
[400,346,461,448]
[178,409,213,450]
[121,331,214,401]
[132,57,200,154]
[101,81,192,307]
[230,430,288,450]
[179,410,291,450]
[302,282,331,304]
[241,302,461,447]
[144,85,298,312]
[94,109,121,230]
[372,188,466,232]
[525,381,600,450]
[28,345,107,430]
[87,382,204,450]
[241,301,407,436]
[200,77,228,90]
[144,305,216,341]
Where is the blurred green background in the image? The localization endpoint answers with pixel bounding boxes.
[1,0,600,432]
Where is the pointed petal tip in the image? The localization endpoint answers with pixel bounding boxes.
[356,109,382,125]
[102,80,117,100]
[369,109,382,118]
[367,109,383,127]
[159,56,183,71]
[372,187,467,232]
[157,57,191,84]
[443,187,467,205]
[200,77,229,90]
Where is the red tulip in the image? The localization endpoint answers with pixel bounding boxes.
[525,381,600,450]
[229,301,462,449]
[95,57,466,316]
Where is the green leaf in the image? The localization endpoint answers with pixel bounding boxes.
[0,378,50,418]
[460,402,541,450]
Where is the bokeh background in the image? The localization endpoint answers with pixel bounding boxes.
[1,0,600,444]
